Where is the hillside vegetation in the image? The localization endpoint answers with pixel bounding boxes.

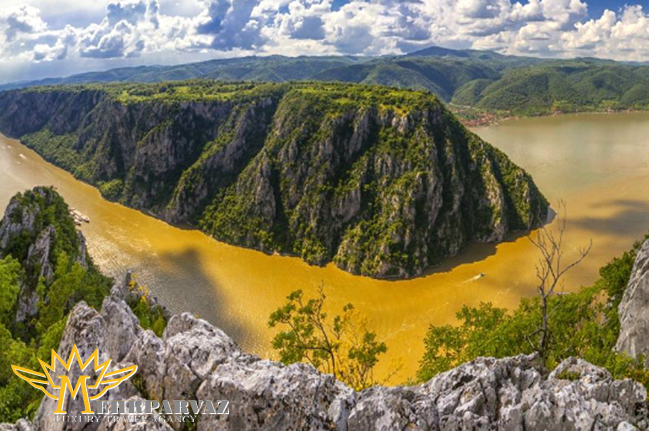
[455,62,649,115]
[3,48,649,115]
[0,81,548,279]
[419,232,649,395]
[0,187,168,421]
[0,188,111,420]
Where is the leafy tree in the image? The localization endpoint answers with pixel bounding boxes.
[0,257,21,326]
[125,278,168,337]
[269,286,389,390]
[0,324,38,422]
[35,252,108,332]
[418,303,524,381]
[418,229,649,387]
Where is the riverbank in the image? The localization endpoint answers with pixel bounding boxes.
[454,104,647,128]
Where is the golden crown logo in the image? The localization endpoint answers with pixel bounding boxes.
[11,345,137,415]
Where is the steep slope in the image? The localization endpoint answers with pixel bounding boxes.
[0,187,110,335]
[617,239,649,362]
[0,82,548,279]
[0,187,113,421]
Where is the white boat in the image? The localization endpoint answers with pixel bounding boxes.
[69,208,90,224]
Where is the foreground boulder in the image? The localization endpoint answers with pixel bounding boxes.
[2,277,646,431]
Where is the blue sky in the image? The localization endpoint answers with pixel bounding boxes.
[587,0,648,16]
[330,0,647,17]
[332,0,649,17]
[1,0,649,83]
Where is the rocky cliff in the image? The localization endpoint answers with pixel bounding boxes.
[0,187,108,335]
[0,274,646,431]
[0,82,548,278]
[617,239,649,362]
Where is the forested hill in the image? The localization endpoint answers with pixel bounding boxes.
[2,48,649,115]
[0,81,548,279]
[453,62,649,115]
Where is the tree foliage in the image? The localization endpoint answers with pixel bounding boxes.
[0,257,21,327]
[418,229,649,386]
[125,277,168,337]
[0,188,113,421]
[269,286,389,390]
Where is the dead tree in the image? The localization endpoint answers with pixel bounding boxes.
[528,200,592,359]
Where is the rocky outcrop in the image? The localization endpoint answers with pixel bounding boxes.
[0,192,41,252]
[0,82,548,279]
[3,276,645,431]
[0,187,94,328]
[617,240,649,362]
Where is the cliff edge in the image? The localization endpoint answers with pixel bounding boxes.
[617,239,649,363]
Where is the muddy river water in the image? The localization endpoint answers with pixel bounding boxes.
[2,112,649,382]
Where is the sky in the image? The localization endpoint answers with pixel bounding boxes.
[1,0,649,83]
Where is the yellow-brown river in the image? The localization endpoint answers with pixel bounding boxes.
[2,112,649,383]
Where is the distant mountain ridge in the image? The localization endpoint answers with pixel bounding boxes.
[2,47,647,115]
[0,56,367,92]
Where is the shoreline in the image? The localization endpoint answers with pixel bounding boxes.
[456,106,647,129]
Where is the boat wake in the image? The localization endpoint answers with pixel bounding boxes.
[463,273,486,284]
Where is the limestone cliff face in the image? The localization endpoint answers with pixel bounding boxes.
[1,276,646,431]
[0,83,548,278]
[617,240,649,361]
[0,187,92,331]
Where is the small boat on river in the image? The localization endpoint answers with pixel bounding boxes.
[69,208,90,225]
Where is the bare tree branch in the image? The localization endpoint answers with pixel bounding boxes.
[527,201,591,359]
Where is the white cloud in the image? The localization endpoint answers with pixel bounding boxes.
[0,4,47,47]
[1,0,649,83]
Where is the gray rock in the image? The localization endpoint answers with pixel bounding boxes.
[101,295,143,362]
[196,360,355,431]
[11,288,646,431]
[14,288,39,325]
[26,225,55,283]
[75,231,89,268]
[32,299,138,431]
[13,225,57,324]
[617,239,649,363]
[0,419,35,431]
[0,198,39,251]
[96,397,174,431]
